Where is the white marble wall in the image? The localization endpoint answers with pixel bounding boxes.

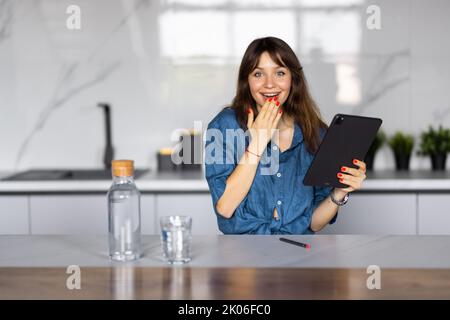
[1,0,449,172]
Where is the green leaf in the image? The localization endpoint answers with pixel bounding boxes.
[418,125,450,156]
[388,132,415,156]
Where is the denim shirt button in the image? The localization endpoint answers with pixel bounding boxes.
[277,200,282,205]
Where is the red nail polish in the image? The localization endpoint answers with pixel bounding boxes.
[353,159,358,165]
[276,101,280,106]
[247,108,252,113]
[268,98,272,102]
[337,173,343,178]
[279,109,283,114]
[341,167,346,172]
[339,179,344,183]
[274,96,278,101]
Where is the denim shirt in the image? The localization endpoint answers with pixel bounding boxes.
[204,107,337,235]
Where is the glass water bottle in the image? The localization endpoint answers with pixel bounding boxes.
[107,159,141,261]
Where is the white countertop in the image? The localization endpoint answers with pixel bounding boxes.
[0,170,207,193]
[0,169,449,193]
[2,235,450,268]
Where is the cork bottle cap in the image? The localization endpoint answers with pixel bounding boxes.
[112,159,134,177]
[159,148,174,155]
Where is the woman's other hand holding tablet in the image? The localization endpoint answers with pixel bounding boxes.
[335,159,367,197]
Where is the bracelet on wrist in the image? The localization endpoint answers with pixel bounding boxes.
[330,189,349,206]
[246,148,261,158]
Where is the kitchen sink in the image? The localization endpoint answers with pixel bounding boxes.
[1,169,149,181]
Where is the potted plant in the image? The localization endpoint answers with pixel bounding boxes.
[388,132,415,171]
[364,131,386,171]
[418,125,450,171]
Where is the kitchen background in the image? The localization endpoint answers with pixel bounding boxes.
[1,0,449,172]
[1,0,450,237]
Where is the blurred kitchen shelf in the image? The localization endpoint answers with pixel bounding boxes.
[0,169,449,193]
[1,169,150,181]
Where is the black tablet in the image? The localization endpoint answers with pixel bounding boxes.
[303,114,382,188]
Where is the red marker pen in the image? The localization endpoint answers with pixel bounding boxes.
[279,237,311,250]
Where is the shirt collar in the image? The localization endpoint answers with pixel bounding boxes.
[290,122,304,149]
[265,122,304,155]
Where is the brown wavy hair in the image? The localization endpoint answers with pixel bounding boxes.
[230,36,327,154]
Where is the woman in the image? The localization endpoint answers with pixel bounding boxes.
[204,37,366,234]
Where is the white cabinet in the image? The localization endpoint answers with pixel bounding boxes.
[0,196,29,234]
[30,195,108,234]
[418,194,450,235]
[2,192,446,235]
[30,194,157,235]
[156,194,220,235]
[321,194,417,235]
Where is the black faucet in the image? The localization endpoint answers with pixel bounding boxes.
[97,103,114,171]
